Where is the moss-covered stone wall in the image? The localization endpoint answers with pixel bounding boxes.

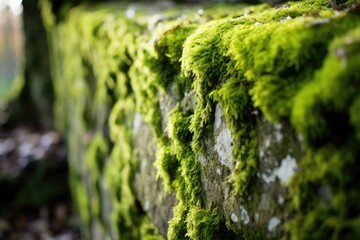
[40,0,360,239]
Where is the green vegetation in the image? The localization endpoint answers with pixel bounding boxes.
[39,0,360,239]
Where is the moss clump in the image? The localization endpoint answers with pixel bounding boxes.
[84,133,108,230]
[180,0,360,238]
[41,1,163,239]
[211,79,258,195]
[186,206,223,240]
[288,27,360,240]
[129,12,230,239]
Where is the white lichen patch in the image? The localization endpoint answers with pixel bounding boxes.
[262,154,298,184]
[274,123,283,142]
[198,154,206,165]
[268,217,281,232]
[148,14,165,30]
[214,103,223,130]
[276,155,297,183]
[278,195,284,205]
[280,15,292,23]
[144,200,150,211]
[309,18,330,26]
[259,149,264,158]
[231,213,238,223]
[261,173,275,184]
[275,131,283,142]
[274,124,282,131]
[215,128,233,169]
[240,206,250,225]
[264,136,271,148]
[133,113,142,135]
[126,4,137,19]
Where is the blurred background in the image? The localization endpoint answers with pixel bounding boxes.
[0,1,80,239]
[0,0,22,98]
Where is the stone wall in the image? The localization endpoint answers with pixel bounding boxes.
[40,0,360,239]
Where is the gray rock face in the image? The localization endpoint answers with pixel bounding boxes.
[199,107,302,238]
[133,114,176,237]
[131,94,302,238]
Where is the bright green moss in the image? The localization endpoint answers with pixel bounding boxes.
[129,16,223,239]
[164,106,206,239]
[70,170,90,227]
[186,206,221,240]
[41,0,360,239]
[288,27,360,239]
[182,19,236,153]
[231,14,360,122]
[41,1,163,238]
[292,26,360,145]
[84,133,108,227]
[181,0,360,200]
[211,79,258,195]
[167,202,189,240]
[153,23,199,91]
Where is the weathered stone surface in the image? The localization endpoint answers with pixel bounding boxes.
[199,104,301,238]
[134,117,176,237]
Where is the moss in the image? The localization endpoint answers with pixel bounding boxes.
[232,14,360,121]
[167,202,189,240]
[152,23,199,92]
[41,0,360,239]
[179,1,360,238]
[292,26,360,146]
[154,144,178,191]
[71,174,90,225]
[84,133,108,228]
[130,13,230,239]
[334,0,359,8]
[163,106,206,239]
[40,1,163,238]
[182,19,236,153]
[288,27,360,239]
[186,206,221,239]
[211,78,258,195]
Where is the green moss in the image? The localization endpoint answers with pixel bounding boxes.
[167,202,189,239]
[288,27,360,239]
[84,133,108,227]
[334,0,359,8]
[171,113,203,205]
[182,19,235,153]
[186,206,221,239]
[292,26,360,146]
[41,0,360,239]
[154,144,178,191]
[232,14,360,121]
[130,15,226,239]
[211,79,258,195]
[163,106,206,239]
[153,23,199,92]
[40,1,164,238]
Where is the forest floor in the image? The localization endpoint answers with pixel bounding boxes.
[0,126,81,240]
